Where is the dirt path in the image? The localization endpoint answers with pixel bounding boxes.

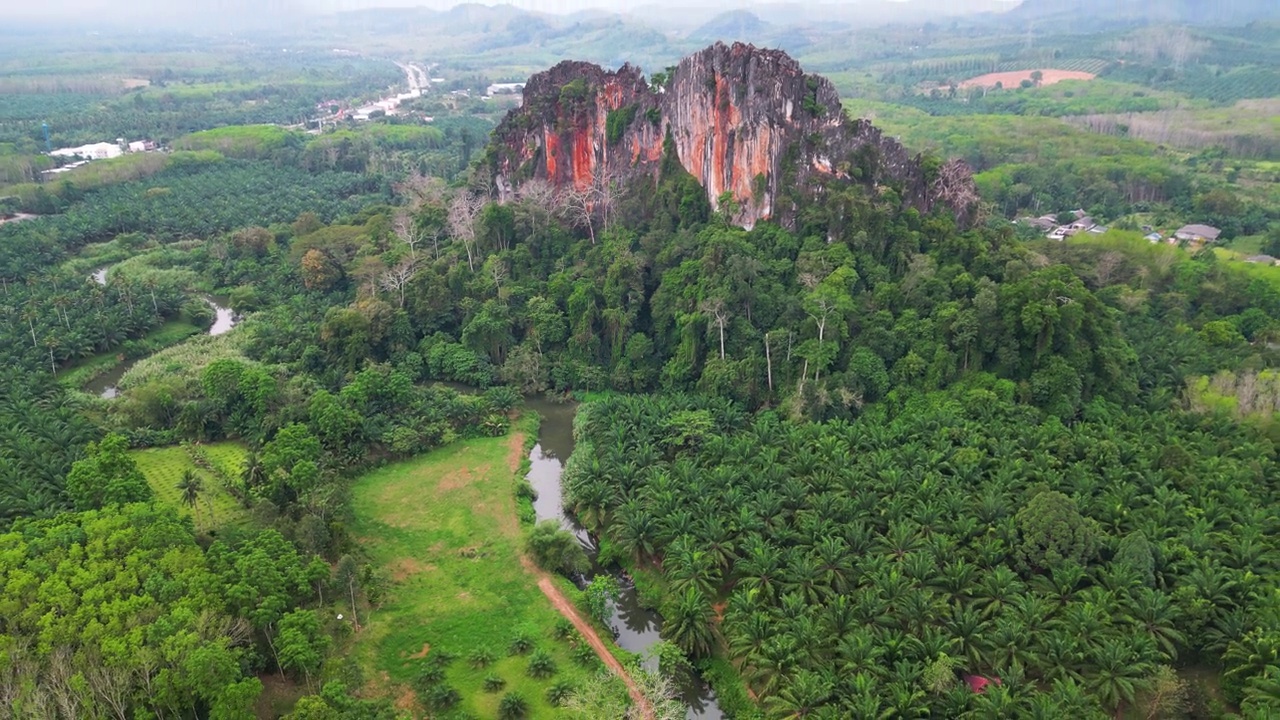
[531,565,654,719]
[505,432,655,720]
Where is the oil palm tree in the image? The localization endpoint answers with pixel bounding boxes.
[1085,637,1152,715]
[662,586,716,658]
[1123,587,1185,660]
[763,669,834,719]
[177,469,204,526]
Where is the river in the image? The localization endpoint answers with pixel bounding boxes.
[85,267,238,398]
[523,397,724,719]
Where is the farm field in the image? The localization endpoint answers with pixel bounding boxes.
[348,431,597,719]
[131,442,250,532]
[960,69,1097,89]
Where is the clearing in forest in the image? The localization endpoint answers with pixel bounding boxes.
[959,69,1096,89]
[132,442,250,532]
[348,433,598,719]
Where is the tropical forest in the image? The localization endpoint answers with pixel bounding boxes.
[1,1,1279,719]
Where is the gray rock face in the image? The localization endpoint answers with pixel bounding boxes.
[489,42,979,229]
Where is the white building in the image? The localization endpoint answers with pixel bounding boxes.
[486,82,525,96]
[50,142,122,160]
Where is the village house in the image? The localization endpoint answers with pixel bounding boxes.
[1069,216,1096,232]
[1021,215,1058,232]
[1175,224,1222,243]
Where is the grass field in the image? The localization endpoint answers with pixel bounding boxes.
[132,442,250,532]
[349,432,594,719]
[1224,234,1267,255]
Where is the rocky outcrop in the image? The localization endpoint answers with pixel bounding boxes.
[489,42,978,230]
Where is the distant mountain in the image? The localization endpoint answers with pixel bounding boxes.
[636,0,1017,33]
[688,10,771,42]
[1005,0,1280,26]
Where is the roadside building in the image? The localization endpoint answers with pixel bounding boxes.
[50,142,122,160]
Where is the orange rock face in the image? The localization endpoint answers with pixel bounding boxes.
[490,42,978,230]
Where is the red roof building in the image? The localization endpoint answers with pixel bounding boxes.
[964,675,1002,693]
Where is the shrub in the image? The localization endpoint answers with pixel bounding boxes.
[606,105,638,145]
[552,618,575,640]
[525,520,589,575]
[508,631,535,655]
[546,681,576,707]
[497,692,528,720]
[483,385,521,412]
[424,684,460,711]
[468,646,496,669]
[526,649,557,679]
[414,659,446,690]
[483,674,506,692]
[571,642,600,668]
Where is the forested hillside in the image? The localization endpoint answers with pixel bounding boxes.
[0,20,1279,720]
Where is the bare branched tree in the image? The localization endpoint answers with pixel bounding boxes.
[699,297,730,360]
[393,212,425,259]
[448,193,484,272]
[558,170,617,245]
[561,186,598,245]
[46,647,88,720]
[378,256,419,308]
[83,659,131,720]
[394,172,447,212]
[764,330,774,392]
[594,168,618,235]
[518,178,559,235]
[487,258,508,294]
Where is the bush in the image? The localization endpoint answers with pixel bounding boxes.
[483,385,521,412]
[525,521,590,576]
[483,674,506,692]
[546,681,576,707]
[414,659,447,690]
[424,684,460,711]
[526,649,557,679]
[422,335,495,386]
[583,575,620,625]
[468,646,496,669]
[508,631,535,655]
[498,692,528,720]
[606,105,638,145]
[571,641,600,668]
[552,618,575,640]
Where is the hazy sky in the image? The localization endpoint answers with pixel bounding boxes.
[2,0,1010,23]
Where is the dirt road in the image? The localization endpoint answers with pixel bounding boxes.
[532,570,654,719]
[505,433,654,719]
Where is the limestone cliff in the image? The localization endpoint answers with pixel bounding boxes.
[489,42,978,229]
